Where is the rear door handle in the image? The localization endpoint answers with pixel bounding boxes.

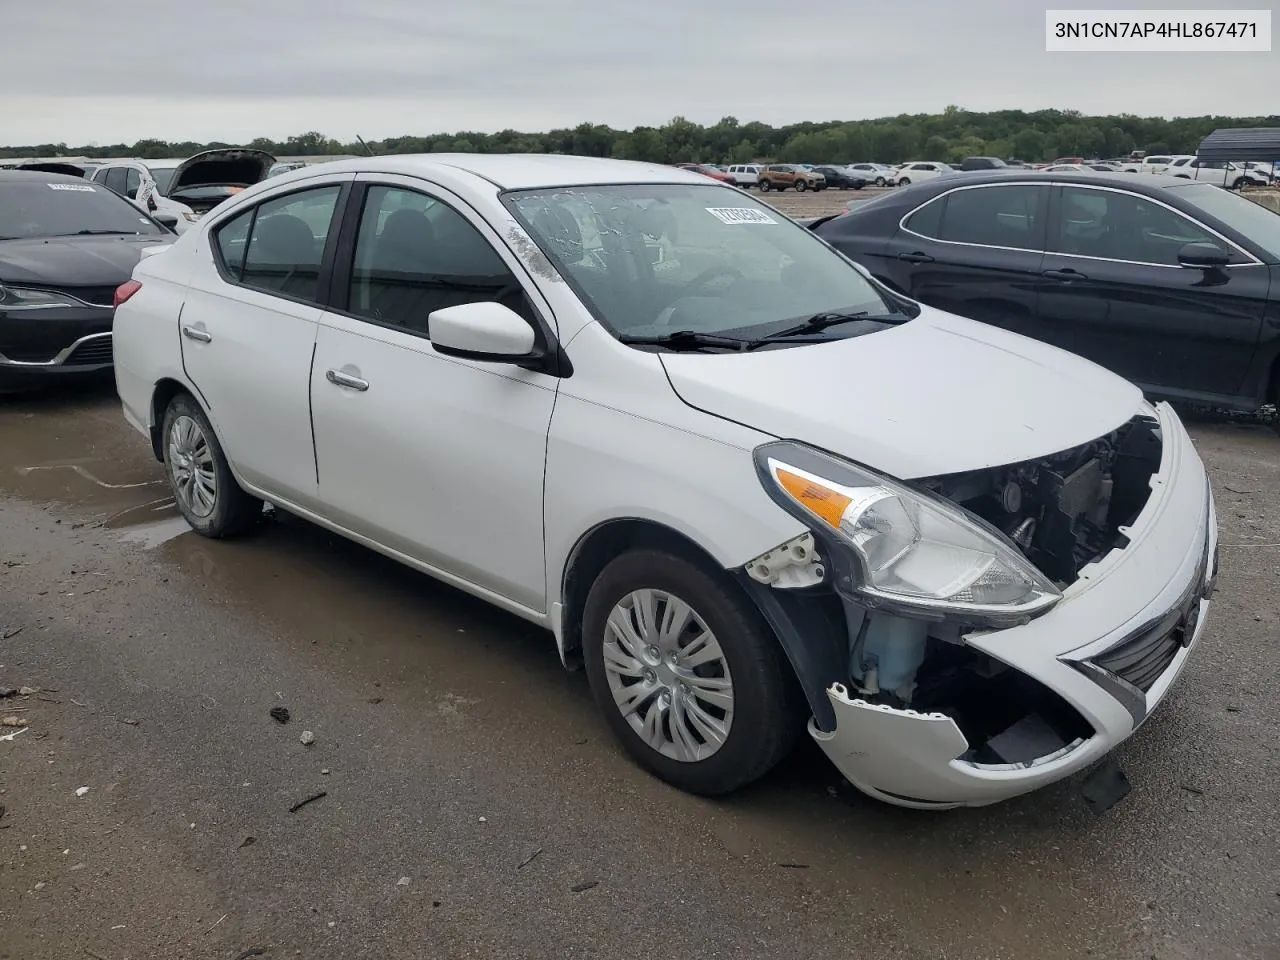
[182,325,212,343]
[897,251,934,263]
[326,369,369,392]
[1043,268,1087,281]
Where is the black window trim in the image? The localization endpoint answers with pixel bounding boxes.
[1043,182,1263,270]
[322,178,569,377]
[208,179,354,309]
[899,181,1051,254]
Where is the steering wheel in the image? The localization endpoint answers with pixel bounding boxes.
[684,264,744,296]
[654,264,746,327]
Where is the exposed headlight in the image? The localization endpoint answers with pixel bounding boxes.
[0,285,83,310]
[754,441,1061,624]
[182,211,200,222]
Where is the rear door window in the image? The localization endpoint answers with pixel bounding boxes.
[937,185,1047,250]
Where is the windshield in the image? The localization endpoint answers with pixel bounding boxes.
[0,179,166,240]
[150,167,178,195]
[504,183,893,341]
[1172,183,1280,261]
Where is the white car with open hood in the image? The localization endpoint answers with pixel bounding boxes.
[112,154,1217,809]
[92,149,276,235]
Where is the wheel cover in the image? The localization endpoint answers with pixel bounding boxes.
[168,415,217,519]
[602,589,734,762]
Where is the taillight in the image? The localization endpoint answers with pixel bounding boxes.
[114,280,142,308]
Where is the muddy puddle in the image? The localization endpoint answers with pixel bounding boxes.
[0,384,176,533]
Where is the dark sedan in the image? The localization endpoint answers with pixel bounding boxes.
[812,171,1280,413]
[812,166,867,190]
[0,170,175,392]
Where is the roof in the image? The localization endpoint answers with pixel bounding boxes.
[296,153,710,190]
[929,169,1193,189]
[1197,127,1280,162]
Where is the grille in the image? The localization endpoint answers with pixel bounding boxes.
[63,336,113,366]
[61,286,119,306]
[1091,544,1209,693]
[1092,612,1188,692]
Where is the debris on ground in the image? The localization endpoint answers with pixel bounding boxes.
[232,950,267,960]
[239,836,255,849]
[517,848,542,869]
[1081,759,1131,815]
[299,730,315,746]
[268,706,290,724]
[0,727,27,742]
[18,686,37,696]
[570,880,599,893]
[778,863,810,869]
[0,626,22,640]
[115,717,140,726]
[75,786,90,798]
[1,717,24,727]
[0,687,16,698]
[396,876,411,886]
[288,791,327,813]
[320,768,330,775]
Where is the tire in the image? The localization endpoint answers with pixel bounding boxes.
[161,392,263,538]
[1231,177,1247,191]
[898,177,911,187]
[581,549,800,796]
[875,177,886,187]
[795,180,808,192]
[759,179,771,192]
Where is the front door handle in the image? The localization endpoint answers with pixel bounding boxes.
[326,369,369,392]
[897,251,934,263]
[182,325,212,343]
[1043,268,1087,281]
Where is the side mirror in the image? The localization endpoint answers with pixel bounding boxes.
[153,212,180,232]
[428,301,541,367]
[1177,241,1230,269]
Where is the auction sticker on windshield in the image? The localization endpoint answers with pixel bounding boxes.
[47,183,96,192]
[706,207,777,225]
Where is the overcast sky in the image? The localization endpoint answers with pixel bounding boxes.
[3,0,1275,146]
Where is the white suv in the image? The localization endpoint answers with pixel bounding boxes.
[113,154,1217,810]
[894,161,953,186]
[725,164,761,187]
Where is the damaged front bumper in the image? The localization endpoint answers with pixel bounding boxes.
[808,402,1216,809]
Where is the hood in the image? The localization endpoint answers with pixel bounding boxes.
[169,148,276,193]
[17,162,87,178]
[0,235,173,287]
[659,308,1143,479]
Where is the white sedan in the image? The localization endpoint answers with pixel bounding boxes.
[113,155,1217,809]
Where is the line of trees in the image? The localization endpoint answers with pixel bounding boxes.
[5,107,1277,165]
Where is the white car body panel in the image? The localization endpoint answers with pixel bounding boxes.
[660,309,1143,479]
[92,160,198,234]
[112,153,1215,810]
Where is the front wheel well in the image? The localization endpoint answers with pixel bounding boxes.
[148,378,193,461]
[559,520,732,668]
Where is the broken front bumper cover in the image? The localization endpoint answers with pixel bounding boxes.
[810,402,1216,809]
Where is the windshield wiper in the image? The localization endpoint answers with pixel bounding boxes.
[618,330,750,352]
[57,229,139,236]
[749,310,908,345]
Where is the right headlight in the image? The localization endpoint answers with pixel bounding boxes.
[754,441,1061,625]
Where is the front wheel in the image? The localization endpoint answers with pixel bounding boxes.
[795,180,808,192]
[759,179,772,192]
[582,550,800,796]
[162,393,263,538]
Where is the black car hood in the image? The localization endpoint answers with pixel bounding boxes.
[169,148,276,194]
[0,235,173,286]
[17,162,87,178]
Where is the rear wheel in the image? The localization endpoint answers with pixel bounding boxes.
[1231,177,1248,190]
[162,393,263,538]
[582,550,800,796]
[795,180,808,192]
[898,177,911,186]
[875,176,886,186]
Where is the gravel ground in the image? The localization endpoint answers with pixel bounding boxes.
[0,381,1277,960]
